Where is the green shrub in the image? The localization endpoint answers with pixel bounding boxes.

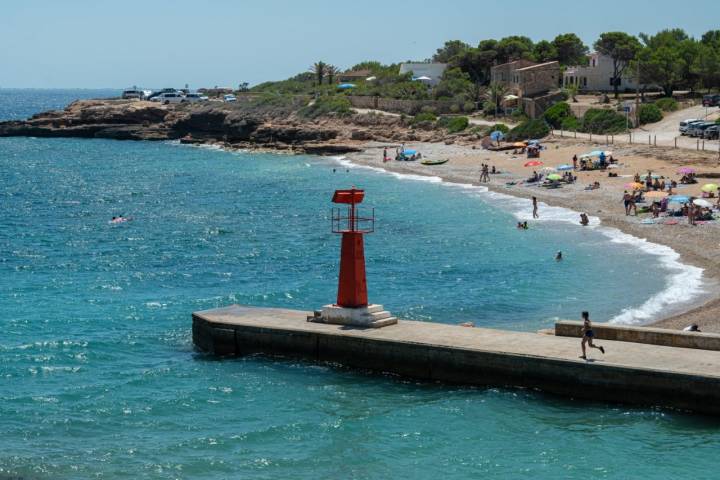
[560,116,580,131]
[543,102,573,128]
[438,116,469,133]
[411,112,437,124]
[463,101,476,113]
[485,123,509,135]
[717,117,720,124]
[297,96,352,118]
[450,104,461,114]
[506,119,550,141]
[654,97,679,112]
[420,105,437,115]
[482,101,497,116]
[638,104,663,125]
[580,108,628,134]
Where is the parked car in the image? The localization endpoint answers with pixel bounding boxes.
[121,89,145,100]
[679,119,700,134]
[148,88,178,101]
[183,92,209,103]
[223,94,237,102]
[702,94,720,107]
[704,125,720,140]
[152,92,184,104]
[688,122,716,137]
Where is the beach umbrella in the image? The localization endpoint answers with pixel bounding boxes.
[678,167,696,174]
[556,164,573,171]
[547,173,561,181]
[540,167,556,173]
[490,131,505,141]
[513,141,527,147]
[701,183,719,192]
[669,195,690,203]
[524,161,543,167]
[581,150,612,158]
[625,182,644,190]
[693,199,713,208]
[365,76,377,81]
[337,83,356,89]
[645,191,667,199]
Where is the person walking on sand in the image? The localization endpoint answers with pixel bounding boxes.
[572,154,578,170]
[532,196,539,219]
[580,311,605,360]
[623,190,632,215]
[383,147,388,162]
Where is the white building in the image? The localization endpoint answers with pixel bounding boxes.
[563,52,640,92]
[398,63,447,86]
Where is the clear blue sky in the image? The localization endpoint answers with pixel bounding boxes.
[2,0,718,89]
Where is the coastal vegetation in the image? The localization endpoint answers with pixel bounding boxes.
[506,119,550,141]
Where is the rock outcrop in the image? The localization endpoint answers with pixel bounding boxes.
[0,98,457,154]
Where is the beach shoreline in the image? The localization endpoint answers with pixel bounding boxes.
[340,139,720,332]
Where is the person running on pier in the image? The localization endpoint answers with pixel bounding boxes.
[580,311,605,360]
[532,196,539,218]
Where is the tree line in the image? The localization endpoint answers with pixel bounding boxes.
[432,29,720,98]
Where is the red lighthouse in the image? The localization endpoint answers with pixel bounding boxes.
[332,187,371,308]
[312,187,396,328]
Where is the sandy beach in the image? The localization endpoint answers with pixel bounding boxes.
[345,137,720,332]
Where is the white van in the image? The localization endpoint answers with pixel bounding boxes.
[679,119,700,135]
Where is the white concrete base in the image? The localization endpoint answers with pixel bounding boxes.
[310,304,397,328]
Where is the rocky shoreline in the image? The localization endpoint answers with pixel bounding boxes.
[0,98,467,155]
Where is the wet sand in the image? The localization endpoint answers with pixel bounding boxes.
[346,137,720,332]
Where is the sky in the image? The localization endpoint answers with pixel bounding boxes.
[1,0,719,89]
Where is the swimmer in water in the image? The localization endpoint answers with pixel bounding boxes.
[555,251,562,261]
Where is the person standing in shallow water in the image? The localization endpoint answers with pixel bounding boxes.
[580,311,605,360]
[532,196,539,218]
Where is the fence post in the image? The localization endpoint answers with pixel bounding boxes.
[675,137,677,148]
[611,135,614,144]
[574,129,577,138]
[703,140,705,151]
[606,134,609,144]
[648,135,651,145]
[590,133,592,142]
[629,132,632,144]
[654,136,657,146]
[697,139,700,150]
[560,128,563,138]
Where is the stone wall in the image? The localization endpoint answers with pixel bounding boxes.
[520,91,566,119]
[555,320,720,351]
[517,62,561,97]
[347,96,471,115]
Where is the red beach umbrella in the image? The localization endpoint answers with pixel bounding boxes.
[524,161,543,167]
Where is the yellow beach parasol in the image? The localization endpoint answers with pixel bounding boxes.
[701,183,719,193]
[625,182,644,190]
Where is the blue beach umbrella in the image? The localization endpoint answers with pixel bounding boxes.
[403,149,417,156]
[556,164,573,171]
[490,131,504,141]
[337,83,356,89]
[669,195,690,203]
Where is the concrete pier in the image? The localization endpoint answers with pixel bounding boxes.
[192,305,720,416]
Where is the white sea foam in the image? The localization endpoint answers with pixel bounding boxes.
[333,156,709,325]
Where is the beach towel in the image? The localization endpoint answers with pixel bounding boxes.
[664,220,679,225]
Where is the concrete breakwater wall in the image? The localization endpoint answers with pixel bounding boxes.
[193,305,720,416]
[555,320,720,351]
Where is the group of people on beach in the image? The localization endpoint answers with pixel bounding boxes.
[479,163,497,182]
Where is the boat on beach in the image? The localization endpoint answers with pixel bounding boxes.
[421,159,449,165]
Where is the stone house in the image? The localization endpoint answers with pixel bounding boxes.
[563,52,640,92]
[490,60,561,97]
[338,69,373,83]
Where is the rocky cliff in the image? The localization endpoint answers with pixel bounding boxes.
[0,98,461,154]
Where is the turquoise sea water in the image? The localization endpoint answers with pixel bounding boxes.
[1,90,719,479]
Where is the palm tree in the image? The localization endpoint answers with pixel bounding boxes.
[486,83,508,117]
[564,83,579,103]
[325,65,340,85]
[309,61,327,86]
